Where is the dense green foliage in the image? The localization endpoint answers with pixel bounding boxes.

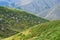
[7,20,60,40]
[0,29,18,38]
[0,6,49,38]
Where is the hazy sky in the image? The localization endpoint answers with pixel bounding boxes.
[0,0,60,6]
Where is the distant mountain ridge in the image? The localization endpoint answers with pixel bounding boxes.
[44,5,60,20]
[0,0,60,20]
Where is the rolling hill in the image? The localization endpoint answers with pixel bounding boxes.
[4,20,60,40]
[0,6,49,39]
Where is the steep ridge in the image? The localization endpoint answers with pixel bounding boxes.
[4,20,60,40]
[0,6,49,39]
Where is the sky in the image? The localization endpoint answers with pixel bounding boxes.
[0,0,60,6]
[0,0,33,6]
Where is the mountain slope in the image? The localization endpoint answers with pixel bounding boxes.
[4,20,60,40]
[0,29,18,39]
[0,6,49,38]
[44,5,60,20]
[35,4,60,20]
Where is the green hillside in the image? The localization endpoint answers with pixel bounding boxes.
[0,29,18,39]
[0,6,49,38]
[5,20,60,40]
